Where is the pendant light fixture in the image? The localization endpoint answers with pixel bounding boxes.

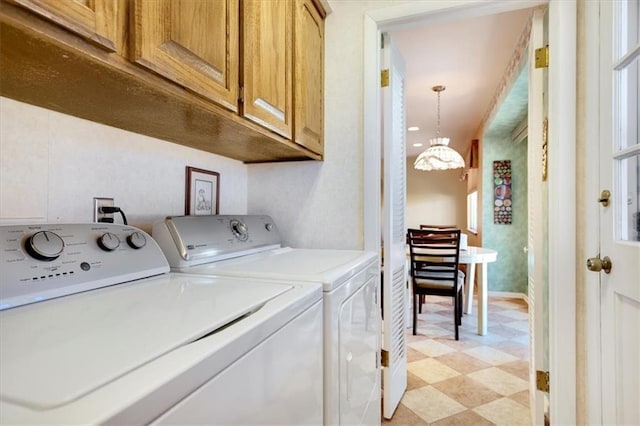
[414,85,465,171]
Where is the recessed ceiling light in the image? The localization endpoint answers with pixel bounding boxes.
[412,143,423,147]
[408,126,419,131]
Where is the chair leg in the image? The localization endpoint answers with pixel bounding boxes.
[413,292,418,335]
[418,294,423,313]
[457,289,463,326]
[454,293,459,340]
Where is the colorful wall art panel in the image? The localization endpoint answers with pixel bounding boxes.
[493,160,512,224]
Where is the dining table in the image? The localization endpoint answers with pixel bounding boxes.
[459,246,498,335]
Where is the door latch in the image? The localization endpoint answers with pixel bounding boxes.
[598,189,611,207]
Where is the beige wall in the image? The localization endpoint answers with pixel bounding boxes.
[0,97,248,233]
[406,158,467,230]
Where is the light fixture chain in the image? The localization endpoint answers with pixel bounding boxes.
[436,89,441,137]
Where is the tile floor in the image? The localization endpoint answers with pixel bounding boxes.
[383,295,530,426]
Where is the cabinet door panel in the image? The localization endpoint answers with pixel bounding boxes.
[132,0,239,111]
[294,0,323,154]
[242,0,292,139]
[11,0,125,52]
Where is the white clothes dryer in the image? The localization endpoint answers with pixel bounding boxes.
[153,215,381,426]
[0,223,323,425]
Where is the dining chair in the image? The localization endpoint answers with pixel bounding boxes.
[417,225,467,301]
[407,228,464,340]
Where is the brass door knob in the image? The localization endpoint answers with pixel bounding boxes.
[586,256,612,274]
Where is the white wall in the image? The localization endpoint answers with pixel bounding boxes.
[0,97,248,233]
[248,0,399,250]
[406,159,467,229]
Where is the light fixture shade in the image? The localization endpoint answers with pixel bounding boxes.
[414,137,465,171]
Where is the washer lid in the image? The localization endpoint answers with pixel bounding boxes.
[183,248,378,291]
[0,274,291,410]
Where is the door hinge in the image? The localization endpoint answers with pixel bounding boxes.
[381,349,389,367]
[381,69,389,87]
[536,370,550,393]
[239,86,244,104]
[535,46,549,68]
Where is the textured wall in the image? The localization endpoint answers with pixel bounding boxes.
[0,97,248,233]
[482,136,528,293]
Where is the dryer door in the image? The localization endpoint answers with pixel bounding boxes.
[338,273,380,425]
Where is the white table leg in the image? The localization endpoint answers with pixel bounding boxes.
[464,262,476,314]
[477,262,488,335]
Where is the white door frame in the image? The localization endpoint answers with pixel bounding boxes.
[363,1,577,424]
[527,9,546,424]
[546,2,577,423]
[579,1,602,424]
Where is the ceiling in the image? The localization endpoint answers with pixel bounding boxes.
[390,7,534,159]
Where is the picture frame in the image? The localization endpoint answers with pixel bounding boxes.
[185,166,220,216]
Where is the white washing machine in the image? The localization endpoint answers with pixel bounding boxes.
[0,223,323,425]
[152,215,381,425]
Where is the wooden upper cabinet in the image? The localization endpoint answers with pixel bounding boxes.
[131,0,239,111]
[9,0,127,53]
[242,0,293,139]
[293,0,324,155]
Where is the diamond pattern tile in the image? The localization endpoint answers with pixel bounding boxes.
[432,375,503,408]
[409,339,457,357]
[463,346,519,366]
[467,367,528,396]
[408,358,461,384]
[435,351,491,375]
[401,386,467,423]
[473,397,531,425]
[383,295,531,425]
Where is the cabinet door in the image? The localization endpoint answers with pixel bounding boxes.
[293,0,324,154]
[10,0,126,52]
[132,0,239,111]
[242,0,292,139]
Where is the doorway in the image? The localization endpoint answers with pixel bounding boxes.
[363,1,577,424]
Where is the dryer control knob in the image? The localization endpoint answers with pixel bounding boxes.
[25,231,65,261]
[98,232,121,251]
[127,231,147,249]
[230,219,249,241]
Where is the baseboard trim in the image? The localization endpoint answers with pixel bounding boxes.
[488,291,529,304]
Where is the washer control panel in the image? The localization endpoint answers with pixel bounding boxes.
[152,215,282,269]
[0,224,169,310]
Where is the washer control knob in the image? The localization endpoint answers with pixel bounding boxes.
[127,231,147,249]
[25,231,64,261]
[98,232,121,251]
[265,223,273,231]
[230,219,249,241]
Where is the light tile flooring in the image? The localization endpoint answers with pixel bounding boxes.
[383,295,530,425]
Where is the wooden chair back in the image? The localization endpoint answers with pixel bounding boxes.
[407,228,461,283]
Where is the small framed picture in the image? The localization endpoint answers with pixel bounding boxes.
[185,166,220,216]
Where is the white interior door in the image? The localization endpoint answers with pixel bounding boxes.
[527,7,548,425]
[381,32,407,420]
[598,2,640,424]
